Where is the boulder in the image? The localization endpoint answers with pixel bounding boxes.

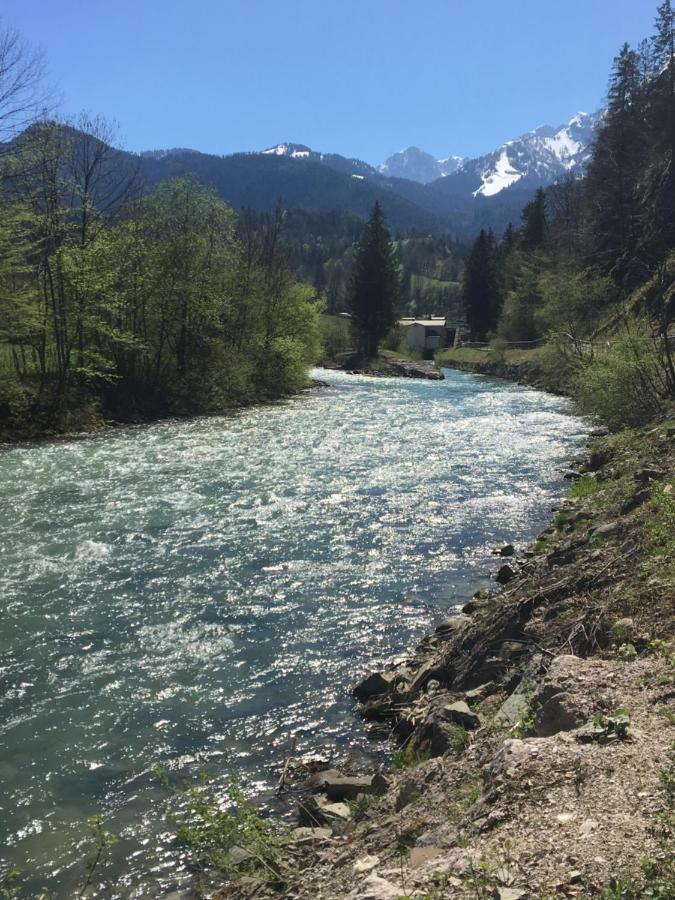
[442,700,481,730]
[499,543,516,556]
[434,614,471,637]
[408,659,444,695]
[464,682,496,702]
[352,670,395,702]
[347,873,401,899]
[306,769,384,801]
[496,564,517,585]
[636,466,663,483]
[535,690,585,737]
[621,488,650,514]
[321,801,351,822]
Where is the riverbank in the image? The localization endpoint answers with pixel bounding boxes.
[436,346,557,393]
[0,376,327,447]
[321,350,445,381]
[215,419,675,898]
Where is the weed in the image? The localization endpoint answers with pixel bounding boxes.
[448,724,470,751]
[78,816,117,898]
[172,773,287,886]
[577,708,631,743]
[617,642,638,662]
[569,476,602,499]
[349,793,379,821]
[0,869,21,900]
[392,743,430,770]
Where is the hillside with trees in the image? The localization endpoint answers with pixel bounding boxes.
[0,114,322,439]
[457,2,675,428]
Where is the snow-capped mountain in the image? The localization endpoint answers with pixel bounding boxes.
[261,143,376,177]
[377,111,602,196]
[457,111,602,198]
[377,147,464,184]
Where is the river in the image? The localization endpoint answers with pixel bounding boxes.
[0,367,591,896]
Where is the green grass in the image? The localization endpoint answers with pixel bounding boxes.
[568,476,603,499]
[436,346,544,366]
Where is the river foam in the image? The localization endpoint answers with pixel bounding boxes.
[0,367,591,896]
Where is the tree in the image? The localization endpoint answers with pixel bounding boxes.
[520,188,548,251]
[347,201,400,358]
[0,20,48,143]
[585,43,649,287]
[462,229,502,340]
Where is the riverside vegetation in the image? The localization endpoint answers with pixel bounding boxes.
[0,118,322,441]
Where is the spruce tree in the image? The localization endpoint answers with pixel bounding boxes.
[347,201,400,358]
[520,188,548,251]
[462,229,502,340]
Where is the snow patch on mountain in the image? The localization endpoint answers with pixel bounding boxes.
[262,143,312,159]
[463,110,602,198]
[473,148,523,197]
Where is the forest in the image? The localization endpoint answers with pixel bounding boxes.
[0,111,322,439]
[460,1,675,428]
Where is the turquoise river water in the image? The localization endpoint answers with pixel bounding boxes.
[0,367,592,896]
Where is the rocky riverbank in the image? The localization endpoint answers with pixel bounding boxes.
[324,354,445,381]
[217,419,675,899]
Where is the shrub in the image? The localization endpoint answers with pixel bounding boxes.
[572,323,668,428]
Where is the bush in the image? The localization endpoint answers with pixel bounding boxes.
[572,326,666,429]
[319,315,351,359]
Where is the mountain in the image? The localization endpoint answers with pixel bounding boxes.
[135,148,447,233]
[378,112,602,200]
[435,111,602,199]
[261,142,377,178]
[377,147,464,184]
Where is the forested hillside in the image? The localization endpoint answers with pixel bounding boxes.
[0,116,322,439]
[458,2,675,428]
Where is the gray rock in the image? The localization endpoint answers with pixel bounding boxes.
[306,769,382,801]
[321,801,352,821]
[464,682,496,702]
[535,690,585,736]
[493,689,531,728]
[288,826,332,842]
[353,670,395,701]
[442,700,480,730]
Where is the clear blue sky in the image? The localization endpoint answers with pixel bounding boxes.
[4,0,658,163]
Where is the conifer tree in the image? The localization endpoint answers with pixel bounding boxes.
[462,229,502,340]
[520,188,548,251]
[347,201,400,358]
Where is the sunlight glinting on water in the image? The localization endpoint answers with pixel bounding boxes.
[0,367,591,896]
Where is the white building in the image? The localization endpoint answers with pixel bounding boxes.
[398,317,464,355]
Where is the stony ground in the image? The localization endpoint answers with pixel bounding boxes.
[215,421,675,900]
